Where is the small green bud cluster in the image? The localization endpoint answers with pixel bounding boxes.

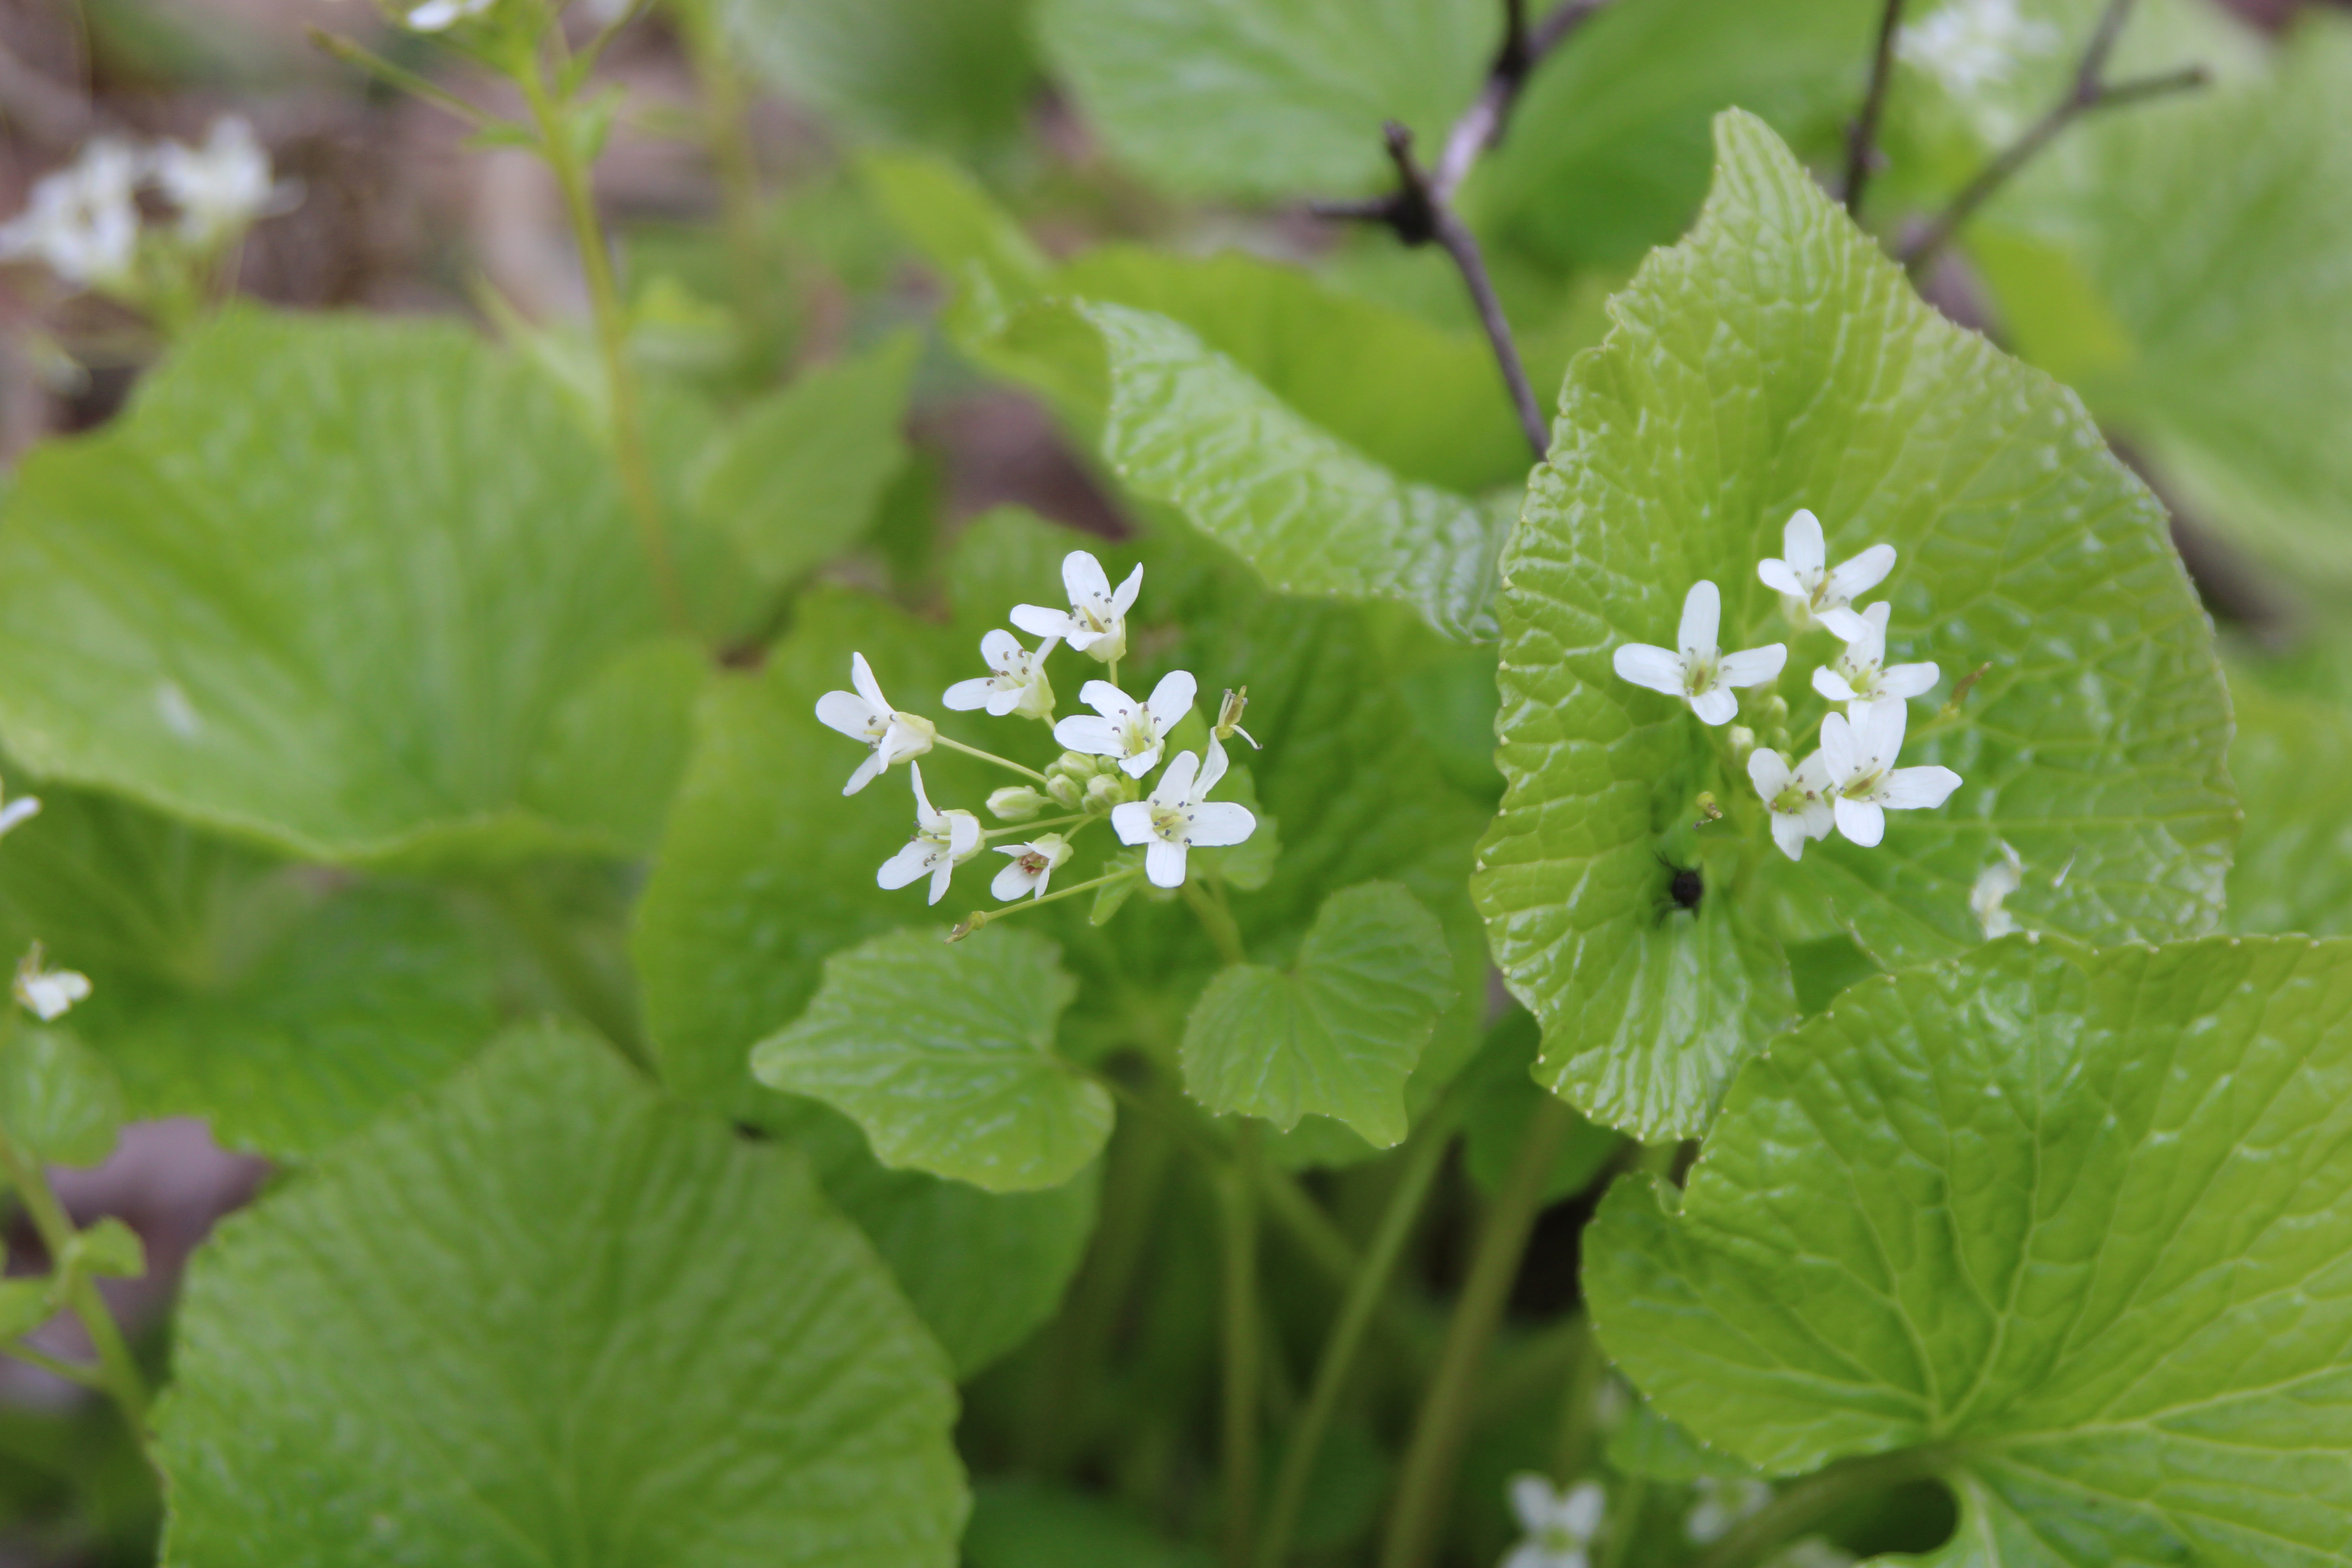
[1041,751,1138,814]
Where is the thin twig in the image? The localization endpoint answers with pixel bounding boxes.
[1843,0,1907,216]
[1901,0,2207,271]
[1311,1,1612,463]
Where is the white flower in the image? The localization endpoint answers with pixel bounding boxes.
[1818,699,1962,848]
[1503,1475,1605,1568]
[1612,580,1787,726]
[0,140,141,291]
[1971,841,2026,937]
[876,764,980,905]
[1012,550,1142,666]
[944,628,1057,720]
[1757,510,1895,641]
[404,0,496,30]
[1111,739,1256,889]
[0,791,40,840]
[1809,602,1939,708]
[1898,0,2058,96]
[13,943,90,1022]
[991,833,1073,902]
[1748,747,1835,862]
[1686,1477,1774,1544]
[151,117,292,248]
[1053,670,1197,779]
[815,652,936,795]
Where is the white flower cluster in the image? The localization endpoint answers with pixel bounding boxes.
[1898,0,2058,98]
[1503,1474,1604,1568]
[1613,510,1961,862]
[0,120,293,295]
[817,550,1259,915]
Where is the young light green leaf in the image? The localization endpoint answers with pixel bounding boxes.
[0,1029,123,1168]
[1474,112,2235,1140]
[159,1022,966,1567]
[66,1218,143,1281]
[1035,0,1497,199]
[688,333,916,584]
[1586,935,2352,1565]
[0,786,499,1160]
[752,927,1107,1193]
[0,311,696,869]
[1180,882,1453,1146]
[0,1280,52,1341]
[721,0,1038,150]
[763,1093,1099,1378]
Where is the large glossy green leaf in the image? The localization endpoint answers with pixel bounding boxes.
[0,1029,124,1168]
[0,786,497,1159]
[1035,0,1497,199]
[158,1022,966,1567]
[1474,112,2235,1140]
[1586,936,2352,1566]
[1476,0,1877,268]
[751,927,1107,1193]
[721,0,1038,149]
[1180,882,1453,1145]
[0,311,698,869]
[1973,15,2352,585]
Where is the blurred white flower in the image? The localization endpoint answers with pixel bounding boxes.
[816,652,936,795]
[1503,1475,1605,1568]
[877,764,980,905]
[1111,739,1255,888]
[1748,747,1835,862]
[13,943,91,1022]
[944,628,1057,720]
[1054,670,1197,779]
[403,0,496,31]
[1971,841,2027,936]
[1899,0,2059,96]
[1013,550,1142,666]
[1820,699,1963,848]
[151,118,296,248]
[0,140,141,291]
[1686,1476,1773,1544]
[1613,580,1786,726]
[1758,509,1895,641]
[1810,602,1939,708]
[992,833,1072,902]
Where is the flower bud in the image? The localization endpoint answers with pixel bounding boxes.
[1047,773,1085,809]
[1214,686,1259,749]
[987,786,1049,822]
[1083,773,1135,814]
[1726,726,1757,770]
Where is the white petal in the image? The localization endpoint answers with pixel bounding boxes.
[850,651,887,712]
[1063,622,1109,654]
[1878,764,1962,811]
[1500,1546,1550,1568]
[907,761,938,826]
[991,860,1036,902]
[1510,1476,1559,1535]
[1079,679,1135,719]
[1063,550,1112,606]
[1769,809,1811,861]
[1110,801,1152,845]
[877,840,935,890]
[1782,509,1826,575]
[1145,838,1189,888]
[1612,643,1686,697]
[1716,644,1786,688]
[1689,686,1738,726]
[1011,603,1073,640]
[1817,606,1869,643]
[1757,558,1805,597]
[1187,801,1256,848]
[1851,601,1892,663]
[942,677,996,712]
[1194,737,1231,798]
[1155,750,1201,806]
[1053,715,1124,757]
[1146,669,1197,728]
[1796,750,1833,793]
[880,715,935,764]
[816,689,881,739]
[1857,696,1908,762]
[1819,710,1858,784]
[1677,579,1721,657]
[842,751,884,797]
[1811,667,1857,702]
[1834,795,1886,847]
[1109,561,1144,616]
[979,628,1023,666]
[927,856,955,905]
[1829,543,1896,601]
[984,684,1025,718]
[1559,1481,1606,1540]
[948,810,982,860]
[1880,661,1940,699]
[1799,796,1835,839]
[0,799,40,837]
[1747,748,1793,797]
[1119,740,1164,779]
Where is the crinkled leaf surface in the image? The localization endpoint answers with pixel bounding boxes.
[1180,882,1453,1146]
[0,786,497,1159]
[751,927,1107,1193]
[1474,113,2235,1139]
[1586,935,2352,1567]
[158,1022,966,1567]
[1035,0,1496,199]
[762,1095,1098,1377]
[721,0,1038,149]
[0,1029,123,1168]
[0,311,697,869]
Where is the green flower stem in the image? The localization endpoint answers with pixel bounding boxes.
[485,878,651,1074]
[517,66,690,634]
[982,815,1087,841]
[932,735,1053,785]
[306,27,494,128]
[1684,1447,1947,1568]
[953,869,1138,939]
[2,1339,107,1392]
[675,0,779,368]
[1380,1093,1579,1568]
[1594,1471,1647,1568]
[1220,1118,1263,1568]
[1183,881,1249,966]
[1256,1098,1463,1568]
[1546,1313,1608,1479]
[0,1115,149,1450]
